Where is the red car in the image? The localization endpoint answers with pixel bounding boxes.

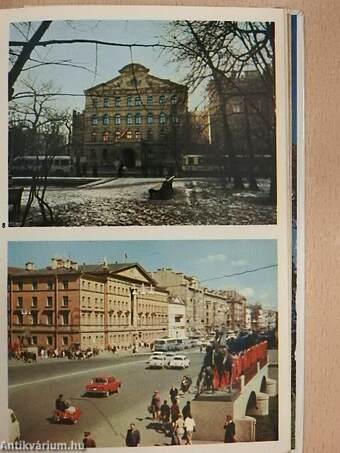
[53,407,81,424]
[85,376,121,397]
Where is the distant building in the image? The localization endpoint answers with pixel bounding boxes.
[72,63,188,176]
[207,70,275,178]
[168,296,186,338]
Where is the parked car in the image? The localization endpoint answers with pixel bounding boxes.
[147,355,167,369]
[8,409,20,441]
[85,376,121,397]
[168,355,190,369]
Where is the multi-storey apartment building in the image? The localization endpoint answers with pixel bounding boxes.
[72,63,188,176]
[8,258,169,351]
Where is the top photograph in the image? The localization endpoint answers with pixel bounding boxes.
[8,19,278,227]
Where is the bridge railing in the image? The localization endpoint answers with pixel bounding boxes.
[213,341,268,390]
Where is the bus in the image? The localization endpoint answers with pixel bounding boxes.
[175,337,191,350]
[154,338,178,352]
[11,155,74,177]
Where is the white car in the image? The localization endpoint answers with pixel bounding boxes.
[8,409,20,442]
[147,355,167,369]
[168,355,190,369]
[164,352,176,367]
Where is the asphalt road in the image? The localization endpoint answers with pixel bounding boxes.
[8,351,203,447]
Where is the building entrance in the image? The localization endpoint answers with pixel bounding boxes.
[121,148,136,168]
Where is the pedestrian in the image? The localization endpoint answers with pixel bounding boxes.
[174,414,185,445]
[184,414,196,445]
[170,399,181,424]
[125,423,141,447]
[151,390,161,420]
[182,401,191,421]
[224,415,236,443]
[83,432,96,448]
[223,350,234,392]
[169,385,179,404]
[160,399,170,424]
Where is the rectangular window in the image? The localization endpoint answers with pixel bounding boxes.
[31,297,37,307]
[47,282,53,290]
[127,96,133,106]
[115,131,121,141]
[61,313,69,325]
[17,297,23,307]
[62,281,69,289]
[32,282,38,290]
[47,336,53,346]
[62,296,69,307]
[127,131,132,140]
[46,313,53,325]
[147,95,153,105]
[31,336,37,345]
[135,96,141,106]
[17,314,23,325]
[62,336,69,346]
[103,97,109,108]
[135,130,140,140]
[46,296,53,307]
[159,95,165,104]
[17,282,23,291]
[31,312,38,325]
[114,97,120,107]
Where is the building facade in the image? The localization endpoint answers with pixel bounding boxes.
[8,258,169,351]
[72,63,189,176]
[167,296,186,339]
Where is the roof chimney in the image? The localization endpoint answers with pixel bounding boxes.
[25,261,34,271]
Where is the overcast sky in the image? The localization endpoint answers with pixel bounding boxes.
[10,20,209,112]
[8,240,277,309]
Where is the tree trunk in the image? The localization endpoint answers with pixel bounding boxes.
[244,99,259,191]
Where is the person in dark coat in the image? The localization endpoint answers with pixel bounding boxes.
[224,416,236,443]
[182,401,191,420]
[169,385,179,404]
[125,423,141,447]
[160,400,170,423]
[55,394,66,412]
[83,432,96,448]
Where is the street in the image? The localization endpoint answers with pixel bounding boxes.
[9,351,203,447]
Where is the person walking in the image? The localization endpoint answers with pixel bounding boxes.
[184,414,196,445]
[170,399,181,424]
[174,414,185,445]
[125,423,141,447]
[160,399,171,431]
[169,385,179,404]
[151,390,161,420]
[224,415,236,443]
[83,432,96,448]
[182,401,191,421]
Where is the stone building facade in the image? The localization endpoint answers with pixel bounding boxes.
[8,258,169,351]
[72,63,188,176]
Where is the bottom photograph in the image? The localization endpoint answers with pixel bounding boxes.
[6,240,279,448]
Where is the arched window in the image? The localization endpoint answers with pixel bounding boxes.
[103,97,109,108]
[103,131,109,142]
[103,114,109,126]
[147,112,153,125]
[159,112,166,124]
[171,95,178,105]
[126,113,132,125]
[135,113,142,125]
[159,95,165,105]
[115,114,121,125]
[91,132,97,142]
[91,114,98,126]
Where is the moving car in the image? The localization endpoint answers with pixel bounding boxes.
[8,409,20,441]
[52,407,81,424]
[168,355,190,369]
[164,352,176,367]
[85,376,121,396]
[147,355,167,369]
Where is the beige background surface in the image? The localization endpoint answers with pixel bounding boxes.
[2,1,340,452]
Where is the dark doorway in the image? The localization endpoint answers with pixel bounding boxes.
[121,148,135,168]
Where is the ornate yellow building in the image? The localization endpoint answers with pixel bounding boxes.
[72,63,188,176]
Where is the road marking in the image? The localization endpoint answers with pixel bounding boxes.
[9,358,146,389]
